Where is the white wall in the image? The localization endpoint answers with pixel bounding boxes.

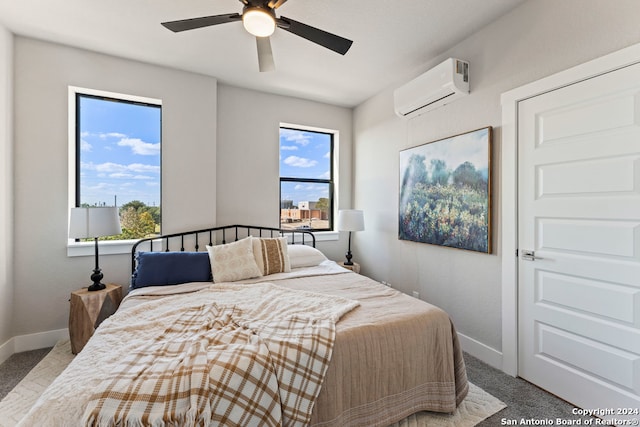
[216,84,353,262]
[12,37,217,336]
[353,0,640,361]
[0,25,13,350]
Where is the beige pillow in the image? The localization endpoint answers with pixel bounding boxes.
[206,237,263,283]
[252,237,291,276]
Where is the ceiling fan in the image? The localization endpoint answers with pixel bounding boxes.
[161,0,353,72]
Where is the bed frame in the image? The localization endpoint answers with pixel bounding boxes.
[131,224,316,273]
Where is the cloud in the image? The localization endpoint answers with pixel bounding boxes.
[284,156,317,168]
[99,132,127,139]
[82,161,160,175]
[117,138,160,156]
[294,183,326,191]
[109,173,133,179]
[89,162,125,173]
[84,182,115,191]
[80,139,92,152]
[280,129,312,146]
[79,132,125,139]
[280,145,298,151]
[128,163,160,173]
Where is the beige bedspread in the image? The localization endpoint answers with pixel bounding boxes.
[117,263,469,426]
[19,262,468,427]
[264,268,469,427]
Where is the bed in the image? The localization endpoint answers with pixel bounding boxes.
[19,224,468,427]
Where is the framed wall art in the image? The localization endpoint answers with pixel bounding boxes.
[399,127,492,253]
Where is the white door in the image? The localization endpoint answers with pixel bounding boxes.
[518,62,640,418]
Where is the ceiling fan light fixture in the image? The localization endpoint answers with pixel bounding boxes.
[242,7,276,37]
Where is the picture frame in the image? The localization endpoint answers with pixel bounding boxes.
[399,127,492,253]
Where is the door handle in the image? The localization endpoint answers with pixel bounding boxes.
[521,250,538,261]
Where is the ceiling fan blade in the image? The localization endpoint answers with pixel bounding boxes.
[161,13,241,33]
[256,37,275,72]
[277,16,352,55]
[268,0,288,9]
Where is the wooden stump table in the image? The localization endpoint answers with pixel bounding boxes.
[337,261,360,274]
[69,283,123,354]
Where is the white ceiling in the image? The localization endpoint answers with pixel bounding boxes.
[0,0,526,107]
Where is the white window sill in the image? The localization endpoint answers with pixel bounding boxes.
[312,231,339,242]
[277,230,339,245]
[67,239,136,257]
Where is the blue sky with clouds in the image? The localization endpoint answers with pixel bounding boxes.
[78,96,161,207]
[279,128,331,205]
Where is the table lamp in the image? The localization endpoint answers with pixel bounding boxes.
[337,209,364,265]
[69,207,122,291]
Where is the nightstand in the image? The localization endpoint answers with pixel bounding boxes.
[338,261,360,274]
[69,283,123,354]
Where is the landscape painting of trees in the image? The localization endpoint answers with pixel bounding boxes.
[399,127,492,253]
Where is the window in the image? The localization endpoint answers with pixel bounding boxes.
[279,126,335,231]
[74,89,162,240]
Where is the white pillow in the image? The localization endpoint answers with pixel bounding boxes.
[287,244,327,268]
[207,237,263,283]
[252,237,291,276]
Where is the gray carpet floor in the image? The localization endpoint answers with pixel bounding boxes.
[0,347,52,400]
[0,347,594,426]
[463,354,594,426]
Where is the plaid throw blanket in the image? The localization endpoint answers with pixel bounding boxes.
[82,301,339,427]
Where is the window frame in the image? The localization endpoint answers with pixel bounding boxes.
[279,124,337,233]
[67,86,162,257]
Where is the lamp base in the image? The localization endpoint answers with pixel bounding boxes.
[344,250,354,266]
[87,282,106,292]
[88,269,105,292]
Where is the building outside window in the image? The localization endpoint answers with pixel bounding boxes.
[279,126,335,231]
[74,91,162,240]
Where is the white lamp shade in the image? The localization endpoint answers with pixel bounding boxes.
[337,209,365,232]
[69,207,122,239]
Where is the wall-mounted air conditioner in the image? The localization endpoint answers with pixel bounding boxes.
[393,58,469,118]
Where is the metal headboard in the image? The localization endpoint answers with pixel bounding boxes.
[131,224,316,273]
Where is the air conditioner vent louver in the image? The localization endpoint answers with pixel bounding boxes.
[394,58,470,118]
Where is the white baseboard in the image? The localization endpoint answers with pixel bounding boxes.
[0,328,69,365]
[0,337,14,366]
[457,331,504,372]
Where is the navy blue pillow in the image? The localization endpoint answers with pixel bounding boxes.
[131,251,212,289]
